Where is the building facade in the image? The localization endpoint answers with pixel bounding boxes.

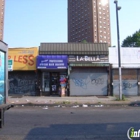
[0,0,4,41]
[109,47,140,96]
[68,0,111,46]
[37,43,111,96]
[8,47,39,96]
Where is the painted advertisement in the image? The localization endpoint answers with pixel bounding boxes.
[8,47,38,70]
[0,50,5,104]
[37,55,68,69]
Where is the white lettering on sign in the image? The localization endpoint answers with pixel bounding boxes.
[49,60,63,62]
[55,63,64,66]
[49,63,54,66]
[76,56,100,61]
[40,63,48,66]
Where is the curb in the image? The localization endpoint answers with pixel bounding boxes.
[11,103,140,107]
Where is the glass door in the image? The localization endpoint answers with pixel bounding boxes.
[43,72,50,92]
[50,72,59,95]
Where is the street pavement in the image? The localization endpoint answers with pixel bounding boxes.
[2,106,140,140]
[7,95,140,107]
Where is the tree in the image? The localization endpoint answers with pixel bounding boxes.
[81,39,88,43]
[122,29,140,47]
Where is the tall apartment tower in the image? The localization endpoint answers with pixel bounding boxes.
[68,0,111,46]
[0,0,4,41]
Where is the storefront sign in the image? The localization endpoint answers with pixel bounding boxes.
[8,47,38,70]
[69,55,108,62]
[37,55,68,69]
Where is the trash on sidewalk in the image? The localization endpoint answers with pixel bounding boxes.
[35,100,40,102]
[43,106,48,109]
[72,105,79,108]
[94,105,104,107]
[26,99,30,102]
[82,104,88,107]
[22,105,24,107]
[54,105,61,108]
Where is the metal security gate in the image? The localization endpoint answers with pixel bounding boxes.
[113,80,138,95]
[70,68,108,96]
[113,69,138,95]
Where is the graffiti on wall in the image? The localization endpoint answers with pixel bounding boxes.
[113,80,137,95]
[72,79,89,89]
[123,82,132,90]
[9,72,37,95]
[72,74,105,89]
[91,78,104,85]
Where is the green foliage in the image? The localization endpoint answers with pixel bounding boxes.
[62,101,71,104]
[81,39,88,43]
[122,94,126,101]
[115,94,126,101]
[122,29,140,47]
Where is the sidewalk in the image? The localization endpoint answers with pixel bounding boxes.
[7,95,140,107]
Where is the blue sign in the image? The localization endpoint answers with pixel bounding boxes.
[37,55,68,69]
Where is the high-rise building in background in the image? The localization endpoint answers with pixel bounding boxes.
[0,0,4,41]
[68,0,111,46]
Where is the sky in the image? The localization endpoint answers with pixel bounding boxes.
[3,0,140,47]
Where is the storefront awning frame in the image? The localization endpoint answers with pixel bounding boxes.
[39,43,109,55]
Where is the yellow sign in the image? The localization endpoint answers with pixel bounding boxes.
[8,47,38,70]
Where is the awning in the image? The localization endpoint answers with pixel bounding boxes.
[69,63,110,67]
[39,43,108,55]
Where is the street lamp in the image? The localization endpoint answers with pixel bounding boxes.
[114,0,122,100]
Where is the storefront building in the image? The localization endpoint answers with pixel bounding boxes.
[36,55,68,96]
[38,43,111,96]
[69,55,110,96]
[8,47,38,96]
[109,47,140,96]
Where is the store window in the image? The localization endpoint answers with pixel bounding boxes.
[0,50,5,104]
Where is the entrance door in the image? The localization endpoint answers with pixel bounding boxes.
[50,72,59,95]
[43,73,50,92]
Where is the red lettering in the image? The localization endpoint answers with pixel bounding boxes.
[28,55,34,66]
[8,56,11,60]
[23,55,28,64]
[14,56,18,62]
[18,55,22,63]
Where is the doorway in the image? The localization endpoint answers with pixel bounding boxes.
[42,71,67,96]
[50,72,59,96]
